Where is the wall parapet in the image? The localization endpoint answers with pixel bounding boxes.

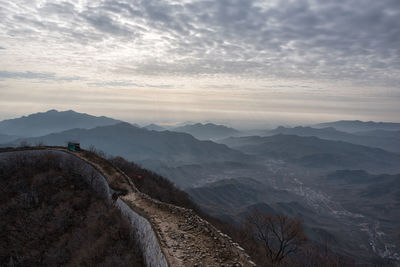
[0,147,256,266]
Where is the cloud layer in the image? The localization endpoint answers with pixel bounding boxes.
[0,0,399,124]
[0,71,81,81]
[1,0,399,83]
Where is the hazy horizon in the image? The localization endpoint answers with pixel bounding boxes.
[1,108,400,131]
[1,0,399,128]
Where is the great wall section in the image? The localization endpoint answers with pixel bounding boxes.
[0,147,256,267]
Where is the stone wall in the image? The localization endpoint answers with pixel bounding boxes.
[1,148,256,266]
[117,198,169,267]
[0,149,168,267]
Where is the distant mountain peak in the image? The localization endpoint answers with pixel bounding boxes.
[114,121,139,129]
[173,122,242,140]
[143,123,165,131]
[0,110,122,137]
[115,121,132,126]
[314,120,400,133]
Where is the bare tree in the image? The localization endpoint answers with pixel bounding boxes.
[246,211,307,265]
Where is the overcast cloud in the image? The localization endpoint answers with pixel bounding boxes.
[0,0,399,125]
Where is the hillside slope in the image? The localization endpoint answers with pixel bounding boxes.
[0,151,143,266]
[0,133,18,144]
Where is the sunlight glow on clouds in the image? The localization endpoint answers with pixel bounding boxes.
[0,0,399,126]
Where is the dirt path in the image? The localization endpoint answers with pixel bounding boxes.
[123,193,253,267]
[1,147,255,267]
[71,149,255,266]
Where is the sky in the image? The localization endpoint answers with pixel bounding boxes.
[0,0,399,128]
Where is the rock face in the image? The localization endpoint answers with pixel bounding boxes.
[0,147,256,267]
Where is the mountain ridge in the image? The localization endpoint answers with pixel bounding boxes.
[8,122,248,166]
[173,122,242,140]
[313,120,400,133]
[265,126,400,153]
[143,123,165,131]
[0,109,122,137]
[219,134,400,173]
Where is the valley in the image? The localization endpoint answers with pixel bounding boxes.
[1,110,399,265]
[186,158,400,264]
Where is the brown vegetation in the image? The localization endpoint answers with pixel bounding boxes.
[110,156,199,211]
[0,152,143,267]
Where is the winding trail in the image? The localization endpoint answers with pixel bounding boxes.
[1,147,255,267]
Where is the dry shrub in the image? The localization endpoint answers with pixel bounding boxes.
[0,153,143,267]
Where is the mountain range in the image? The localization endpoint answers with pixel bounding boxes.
[1,109,400,263]
[187,168,400,263]
[354,129,400,138]
[172,123,242,140]
[143,123,165,131]
[265,126,400,153]
[219,134,400,173]
[8,122,247,166]
[313,120,400,133]
[0,133,18,144]
[0,109,121,137]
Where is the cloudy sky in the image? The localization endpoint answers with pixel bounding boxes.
[0,0,399,128]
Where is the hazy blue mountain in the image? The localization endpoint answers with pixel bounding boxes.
[326,169,372,184]
[217,135,267,148]
[0,110,122,137]
[143,123,165,131]
[0,133,19,144]
[173,123,242,140]
[325,170,400,201]
[187,178,263,215]
[237,203,278,217]
[265,126,400,153]
[187,178,297,218]
[219,134,400,173]
[353,129,400,139]
[243,128,274,136]
[267,126,350,138]
[187,177,316,222]
[313,120,400,133]
[316,170,400,251]
[187,170,400,263]
[186,177,344,256]
[10,122,247,166]
[147,159,269,189]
